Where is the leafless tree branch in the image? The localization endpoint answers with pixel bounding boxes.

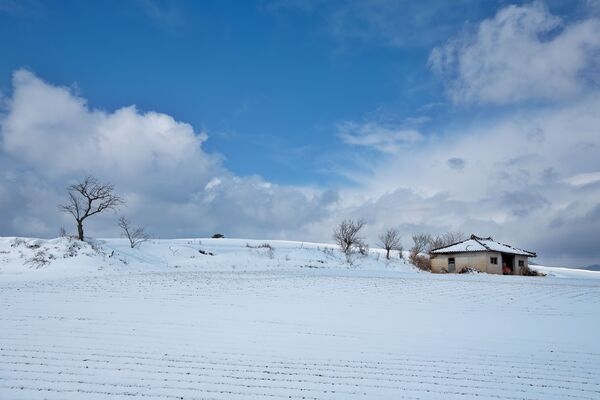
[333,219,367,263]
[58,176,124,240]
[118,216,149,248]
[378,228,402,260]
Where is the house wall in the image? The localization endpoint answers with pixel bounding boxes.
[431,252,503,274]
[514,255,529,274]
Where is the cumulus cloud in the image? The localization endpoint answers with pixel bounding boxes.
[1,70,221,200]
[0,70,327,240]
[429,1,600,104]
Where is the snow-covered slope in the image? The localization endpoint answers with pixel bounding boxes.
[0,237,415,281]
[1,237,599,399]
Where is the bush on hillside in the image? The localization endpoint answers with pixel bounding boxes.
[410,253,431,271]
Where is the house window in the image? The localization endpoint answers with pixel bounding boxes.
[518,260,524,267]
[490,257,498,264]
[448,257,455,272]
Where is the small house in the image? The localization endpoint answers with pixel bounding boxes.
[429,235,536,275]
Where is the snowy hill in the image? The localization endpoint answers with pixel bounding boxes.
[2,236,598,280]
[1,237,600,399]
[0,237,415,281]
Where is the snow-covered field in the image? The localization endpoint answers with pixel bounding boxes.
[1,237,599,399]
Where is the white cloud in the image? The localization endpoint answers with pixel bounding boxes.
[135,0,186,31]
[337,93,600,266]
[267,0,491,48]
[338,121,423,153]
[565,171,600,186]
[1,70,225,202]
[429,2,600,104]
[1,69,599,266]
[0,70,327,241]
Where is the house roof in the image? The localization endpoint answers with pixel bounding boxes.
[430,235,536,257]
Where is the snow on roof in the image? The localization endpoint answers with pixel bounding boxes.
[430,235,536,257]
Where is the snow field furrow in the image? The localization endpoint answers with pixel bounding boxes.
[0,378,580,400]
[1,360,597,400]
[0,385,223,400]
[2,344,599,385]
[0,383,326,400]
[1,349,599,398]
[2,258,599,400]
[3,342,600,382]
[0,372,366,398]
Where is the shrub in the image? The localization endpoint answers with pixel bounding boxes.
[410,254,431,271]
[246,242,272,249]
[520,264,544,276]
[409,234,432,271]
[26,250,55,269]
[212,233,225,239]
[246,243,274,259]
[64,239,83,258]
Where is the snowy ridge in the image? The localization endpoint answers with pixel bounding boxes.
[1,237,600,399]
[1,236,595,280]
[0,237,413,281]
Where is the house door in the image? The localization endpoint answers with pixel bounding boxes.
[448,257,456,273]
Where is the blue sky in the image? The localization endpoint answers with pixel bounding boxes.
[0,0,513,183]
[1,0,600,267]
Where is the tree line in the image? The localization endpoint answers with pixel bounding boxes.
[58,176,465,262]
[333,218,465,269]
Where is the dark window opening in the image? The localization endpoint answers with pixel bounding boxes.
[518,260,524,267]
[490,257,498,264]
[502,254,514,275]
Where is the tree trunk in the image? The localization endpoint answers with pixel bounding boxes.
[386,249,390,260]
[77,221,84,241]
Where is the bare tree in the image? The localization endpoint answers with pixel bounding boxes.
[333,219,367,263]
[410,233,432,257]
[409,233,432,271]
[59,176,124,241]
[444,231,466,245]
[409,231,465,272]
[378,228,402,260]
[428,231,466,251]
[117,216,149,248]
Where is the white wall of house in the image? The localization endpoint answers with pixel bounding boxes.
[514,255,529,274]
[431,252,503,274]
